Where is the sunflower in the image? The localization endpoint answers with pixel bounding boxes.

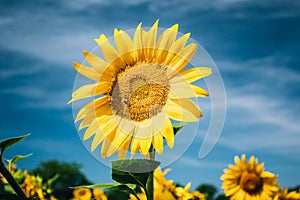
[69,20,212,158]
[274,188,300,200]
[221,154,279,200]
[128,168,205,200]
[72,188,92,200]
[93,189,108,200]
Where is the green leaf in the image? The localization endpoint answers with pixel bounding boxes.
[71,182,137,195]
[0,134,30,154]
[111,159,160,189]
[173,123,187,135]
[4,184,15,194]
[5,154,33,165]
[46,173,59,186]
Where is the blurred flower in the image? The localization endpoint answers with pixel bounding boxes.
[221,154,279,199]
[274,188,300,200]
[93,189,108,200]
[190,191,206,200]
[129,188,148,200]
[69,20,211,158]
[0,165,56,199]
[21,173,45,199]
[72,188,92,200]
[129,168,205,200]
[0,164,17,184]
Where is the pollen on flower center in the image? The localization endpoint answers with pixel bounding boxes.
[240,172,263,194]
[110,63,170,122]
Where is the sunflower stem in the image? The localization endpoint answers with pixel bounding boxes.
[146,145,155,200]
[0,159,27,198]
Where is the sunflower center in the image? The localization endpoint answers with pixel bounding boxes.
[78,190,87,196]
[240,172,263,194]
[110,63,170,122]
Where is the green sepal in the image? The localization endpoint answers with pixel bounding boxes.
[111,159,160,189]
[0,134,30,155]
[71,182,137,195]
[173,123,187,135]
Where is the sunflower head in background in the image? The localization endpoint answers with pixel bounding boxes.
[274,188,300,200]
[221,154,279,200]
[69,20,212,159]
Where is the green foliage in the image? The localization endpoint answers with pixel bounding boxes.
[0,134,30,157]
[0,134,31,198]
[112,159,160,189]
[196,183,217,200]
[105,190,129,200]
[173,123,187,135]
[5,154,33,165]
[289,185,300,192]
[72,182,137,196]
[30,160,91,200]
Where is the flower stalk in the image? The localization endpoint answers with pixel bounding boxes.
[0,158,27,198]
[146,145,155,200]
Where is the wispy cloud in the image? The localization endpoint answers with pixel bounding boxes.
[215,55,300,158]
[1,85,70,109]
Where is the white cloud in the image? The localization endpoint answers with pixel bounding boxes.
[1,86,70,109]
[176,155,225,169]
[0,17,13,26]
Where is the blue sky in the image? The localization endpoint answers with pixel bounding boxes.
[1,0,300,192]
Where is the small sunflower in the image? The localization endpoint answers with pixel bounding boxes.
[221,154,279,200]
[93,189,108,200]
[69,20,211,158]
[129,168,205,200]
[72,188,92,200]
[274,188,300,200]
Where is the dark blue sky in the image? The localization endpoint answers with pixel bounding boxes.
[1,0,300,191]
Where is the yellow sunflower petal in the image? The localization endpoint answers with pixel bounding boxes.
[90,116,119,151]
[101,128,117,157]
[173,98,202,118]
[168,73,196,99]
[180,67,212,83]
[90,129,105,152]
[106,121,134,157]
[133,23,143,61]
[95,34,125,67]
[152,110,168,136]
[75,96,108,122]
[73,62,100,81]
[261,171,276,178]
[152,133,163,155]
[144,19,159,59]
[170,43,198,73]
[156,24,178,64]
[78,103,112,130]
[117,136,131,160]
[83,119,99,140]
[190,84,209,97]
[165,98,200,122]
[164,33,190,65]
[160,117,174,148]
[114,29,134,65]
[82,50,107,72]
[69,82,111,103]
[132,120,153,155]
